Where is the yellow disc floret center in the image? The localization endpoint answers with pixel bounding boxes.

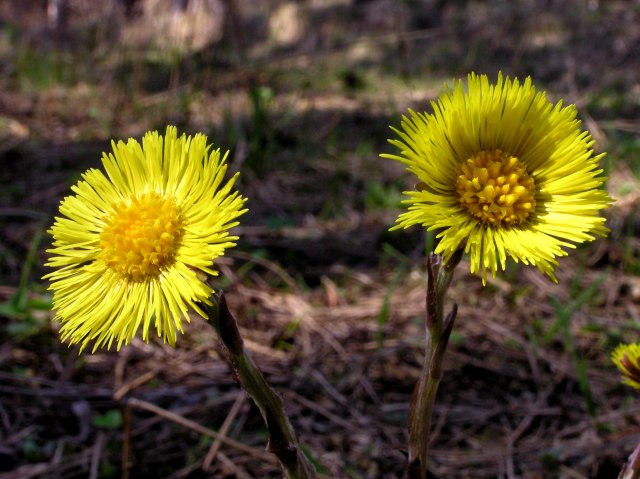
[455,149,536,226]
[100,192,183,280]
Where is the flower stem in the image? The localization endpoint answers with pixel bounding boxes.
[619,441,640,479]
[406,252,461,479]
[207,291,316,479]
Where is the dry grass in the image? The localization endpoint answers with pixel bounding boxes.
[2,247,638,478]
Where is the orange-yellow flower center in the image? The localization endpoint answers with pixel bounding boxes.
[455,149,536,226]
[100,192,183,280]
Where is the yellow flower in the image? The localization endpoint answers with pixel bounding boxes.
[44,126,248,351]
[612,343,640,390]
[383,73,612,282]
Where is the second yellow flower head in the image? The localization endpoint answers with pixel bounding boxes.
[384,73,612,283]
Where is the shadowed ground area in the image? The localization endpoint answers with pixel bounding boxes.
[1,0,640,477]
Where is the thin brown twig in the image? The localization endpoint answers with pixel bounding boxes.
[288,390,356,432]
[218,452,254,479]
[203,392,247,471]
[125,397,276,463]
[89,432,105,479]
[113,364,165,401]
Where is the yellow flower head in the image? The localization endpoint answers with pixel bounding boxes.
[44,126,248,352]
[612,342,640,390]
[383,73,612,283]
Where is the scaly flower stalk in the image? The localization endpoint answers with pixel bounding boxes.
[207,292,316,479]
[406,252,462,479]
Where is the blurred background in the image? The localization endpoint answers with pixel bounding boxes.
[1,0,639,477]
